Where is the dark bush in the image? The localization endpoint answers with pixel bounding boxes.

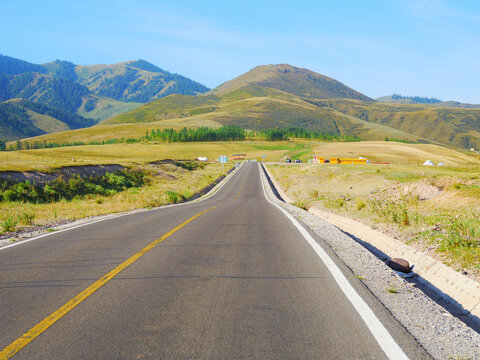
[0,169,147,203]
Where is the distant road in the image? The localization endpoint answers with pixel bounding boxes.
[0,163,430,359]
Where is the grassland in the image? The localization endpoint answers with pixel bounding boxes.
[1,163,230,235]
[267,161,480,280]
[0,141,310,172]
[0,138,314,235]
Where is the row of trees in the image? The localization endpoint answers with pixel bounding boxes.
[144,125,246,142]
[392,94,442,104]
[3,126,361,151]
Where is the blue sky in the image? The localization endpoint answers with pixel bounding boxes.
[1,0,480,102]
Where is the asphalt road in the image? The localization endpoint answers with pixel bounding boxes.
[0,163,430,359]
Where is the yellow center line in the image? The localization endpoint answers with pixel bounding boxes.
[0,206,216,360]
[227,178,246,205]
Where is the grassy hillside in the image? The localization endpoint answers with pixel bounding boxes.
[101,82,431,145]
[0,99,94,141]
[77,95,142,121]
[311,99,480,149]
[210,64,372,101]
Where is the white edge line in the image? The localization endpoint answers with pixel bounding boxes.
[258,164,409,360]
[0,163,242,252]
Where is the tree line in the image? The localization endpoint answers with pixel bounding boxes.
[3,126,361,151]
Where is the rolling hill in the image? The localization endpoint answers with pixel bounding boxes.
[311,99,480,149]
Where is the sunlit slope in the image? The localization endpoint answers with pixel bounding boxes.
[102,84,428,142]
[311,99,480,148]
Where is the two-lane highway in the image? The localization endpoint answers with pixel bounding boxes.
[0,163,429,359]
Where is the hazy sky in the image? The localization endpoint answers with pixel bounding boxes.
[2,0,480,102]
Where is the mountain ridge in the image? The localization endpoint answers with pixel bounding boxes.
[0,54,210,140]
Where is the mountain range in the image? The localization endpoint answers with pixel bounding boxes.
[3,56,480,150]
[0,54,209,140]
[98,64,480,149]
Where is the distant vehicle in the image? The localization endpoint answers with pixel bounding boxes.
[294,159,301,163]
[286,159,292,163]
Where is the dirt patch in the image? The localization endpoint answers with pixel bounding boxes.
[375,179,442,201]
[0,164,125,184]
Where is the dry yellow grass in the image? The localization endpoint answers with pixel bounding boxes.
[1,163,230,233]
[2,140,478,172]
[267,163,480,280]
[0,141,295,172]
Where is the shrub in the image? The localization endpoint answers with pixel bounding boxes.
[293,201,309,210]
[356,198,366,210]
[20,209,35,225]
[2,189,17,202]
[165,190,182,203]
[1,215,18,232]
[0,169,147,204]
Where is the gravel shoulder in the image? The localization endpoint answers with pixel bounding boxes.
[261,163,480,360]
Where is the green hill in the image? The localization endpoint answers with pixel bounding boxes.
[0,72,90,113]
[0,54,45,75]
[74,59,209,103]
[0,99,94,141]
[0,55,209,125]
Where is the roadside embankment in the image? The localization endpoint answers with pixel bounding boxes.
[0,161,234,240]
[0,164,125,184]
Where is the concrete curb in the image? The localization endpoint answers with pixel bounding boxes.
[263,164,480,321]
[262,163,294,203]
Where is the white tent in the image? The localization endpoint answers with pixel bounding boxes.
[197,156,208,161]
[438,162,445,166]
[423,160,434,166]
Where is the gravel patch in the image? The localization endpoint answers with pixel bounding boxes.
[261,164,480,360]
